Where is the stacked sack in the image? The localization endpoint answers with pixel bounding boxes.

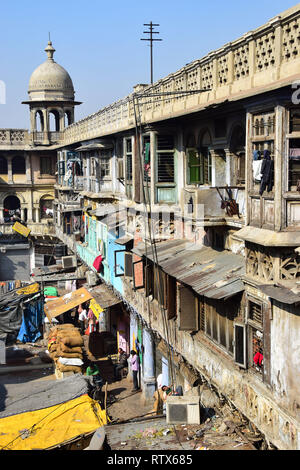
[47,324,84,374]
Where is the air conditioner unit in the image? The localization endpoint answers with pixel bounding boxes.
[166,396,201,425]
[86,271,98,287]
[62,255,77,269]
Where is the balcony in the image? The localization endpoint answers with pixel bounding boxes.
[63,6,300,146]
[0,129,29,147]
[32,131,63,146]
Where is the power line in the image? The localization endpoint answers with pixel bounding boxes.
[140,22,162,85]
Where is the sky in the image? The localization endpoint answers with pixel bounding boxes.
[0,0,298,128]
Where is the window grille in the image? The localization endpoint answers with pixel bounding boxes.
[157,135,174,183]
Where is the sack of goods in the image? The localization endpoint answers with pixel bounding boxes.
[47,324,84,373]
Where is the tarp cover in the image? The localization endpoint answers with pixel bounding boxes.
[0,287,41,341]
[17,299,44,343]
[0,374,91,418]
[0,394,107,450]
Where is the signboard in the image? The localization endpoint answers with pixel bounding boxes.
[12,222,31,238]
[89,298,104,320]
[44,287,93,321]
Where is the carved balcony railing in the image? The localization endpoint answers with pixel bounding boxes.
[62,6,300,146]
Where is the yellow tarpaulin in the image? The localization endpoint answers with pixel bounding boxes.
[89,298,104,320]
[0,394,107,450]
[16,283,39,296]
[12,222,31,238]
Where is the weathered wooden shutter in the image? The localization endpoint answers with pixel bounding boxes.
[167,275,177,320]
[234,323,247,369]
[263,302,271,385]
[178,285,198,331]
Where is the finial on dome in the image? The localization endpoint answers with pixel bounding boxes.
[45,35,55,61]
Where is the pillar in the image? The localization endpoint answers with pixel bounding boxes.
[129,311,138,381]
[142,327,156,401]
[7,156,13,184]
[43,110,49,145]
[25,153,32,183]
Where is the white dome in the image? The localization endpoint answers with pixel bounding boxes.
[28,41,75,101]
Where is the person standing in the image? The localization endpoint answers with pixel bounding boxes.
[78,304,88,335]
[130,350,140,392]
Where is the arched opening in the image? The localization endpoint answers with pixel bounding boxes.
[230,125,246,185]
[48,110,60,132]
[3,195,21,223]
[35,110,44,132]
[40,195,54,219]
[12,156,25,174]
[0,156,8,174]
[64,110,72,128]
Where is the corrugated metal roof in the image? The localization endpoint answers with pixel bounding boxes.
[89,283,121,309]
[259,284,300,304]
[133,239,245,300]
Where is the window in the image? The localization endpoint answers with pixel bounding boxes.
[143,135,151,183]
[187,148,201,184]
[12,156,25,174]
[178,285,198,331]
[157,136,175,183]
[125,138,133,199]
[204,299,237,356]
[247,300,264,376]
[0,156,7,174]
[40,157,54,175]
[99,158,110,178]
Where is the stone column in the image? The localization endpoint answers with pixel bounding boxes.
[25,153,32,184]
[142,327,156,402]
[35,207,40,224]
[43,109,50,145]
[7,156,13,184]
[27,190,33,223]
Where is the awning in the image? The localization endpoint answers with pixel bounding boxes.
[75,142,113,151]
[133,239,245,300]
[89,283,121,309]
[233,226,300,247]
[44,287,93,321]
[259,284,300,305]
[89,206,120,218]
[115,235,134,245]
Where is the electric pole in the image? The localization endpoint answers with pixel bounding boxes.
[140,22,162,85]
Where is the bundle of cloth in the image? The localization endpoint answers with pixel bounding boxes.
[47,324,84,374]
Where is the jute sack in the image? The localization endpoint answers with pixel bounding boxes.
[56,362,82,373]
[50,324,75,335]
[56,348,83,359]
[60,335,84,347]
[59,344,83,354]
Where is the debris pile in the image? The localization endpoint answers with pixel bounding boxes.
[47,324,84,373]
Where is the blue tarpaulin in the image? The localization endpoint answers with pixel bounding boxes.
[17,299,44,343]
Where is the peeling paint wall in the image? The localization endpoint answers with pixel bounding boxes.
[123,280,300,450]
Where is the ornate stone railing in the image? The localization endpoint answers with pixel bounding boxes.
[62,5,300,146]
[0,129,29,146]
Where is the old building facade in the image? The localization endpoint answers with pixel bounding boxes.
[0,41,80,278]
[2,4,300,449]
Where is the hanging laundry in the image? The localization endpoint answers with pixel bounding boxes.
[253,159,263,182]
[259,150,274,195]
[93,255,103,272]
[253,150,261,161]
[289,148,300,158]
